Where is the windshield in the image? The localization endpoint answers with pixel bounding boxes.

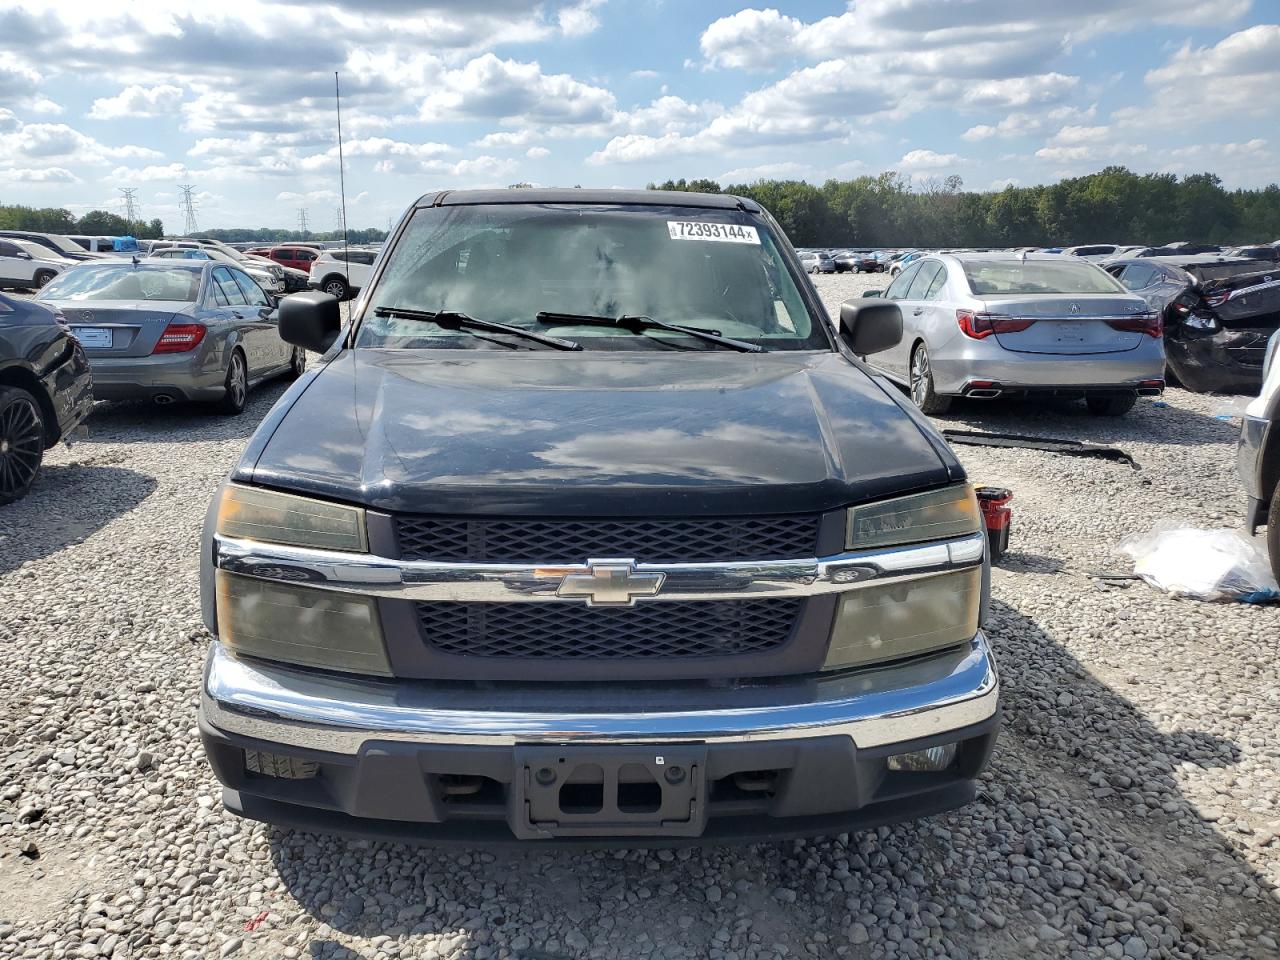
[358,203,827,352]
[36,265,201,302]
[961,259,1127,296]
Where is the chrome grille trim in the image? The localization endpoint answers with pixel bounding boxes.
[212,531,986,603]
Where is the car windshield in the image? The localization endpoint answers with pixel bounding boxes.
[961,259,1126,295]
[36,265,201,302]
[358,203,827,352]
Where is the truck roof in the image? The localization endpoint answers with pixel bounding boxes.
[414,188,760,212]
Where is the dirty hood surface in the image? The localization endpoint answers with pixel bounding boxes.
[246,349,956,516]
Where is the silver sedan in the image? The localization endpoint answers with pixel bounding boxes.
[860,253,1166,416]
[35,259,305,415]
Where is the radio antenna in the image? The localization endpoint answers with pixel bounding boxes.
[335,71,350,271]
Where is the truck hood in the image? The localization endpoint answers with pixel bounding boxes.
[245,349,957,516]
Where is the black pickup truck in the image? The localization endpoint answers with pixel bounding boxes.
[198,189,1000,843]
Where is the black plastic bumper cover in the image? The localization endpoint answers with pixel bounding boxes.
[201,712,999,846]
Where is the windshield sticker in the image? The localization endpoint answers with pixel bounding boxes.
[667,221,760,244]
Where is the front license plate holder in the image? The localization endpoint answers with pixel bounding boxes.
[512,744,708,839]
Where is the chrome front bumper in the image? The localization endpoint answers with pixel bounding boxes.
[200,632,999,756]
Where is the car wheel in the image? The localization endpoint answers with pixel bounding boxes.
[1086,395,1136,417]
[323,275,349,300]
[288,346,306,380]
[219,350,248,416]
[0,386,45,505]
[909,344,952,415]
[33,270,57,289]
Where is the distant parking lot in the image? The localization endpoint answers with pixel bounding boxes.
[1,270,1277,959]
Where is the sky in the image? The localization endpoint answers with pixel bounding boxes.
[0,0,1276,230]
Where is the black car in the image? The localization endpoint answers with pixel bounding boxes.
[0,293,94,504]
[1107,256,1280,393]
[197,189,999,844]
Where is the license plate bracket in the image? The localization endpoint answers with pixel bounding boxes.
[511,744,708,839]
[73,327,112,348]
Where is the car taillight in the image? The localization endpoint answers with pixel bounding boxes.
[151,323,206,354]
[1105,313,1162,338]
[956,310,1036,339]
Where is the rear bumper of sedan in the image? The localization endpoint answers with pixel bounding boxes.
[930,340,1166,397]
[88,352,226,403]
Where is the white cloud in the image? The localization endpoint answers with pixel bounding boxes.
[89,84,185,120]
[961,105,1098,141]
[898,149,962,170]
[719,161,809,182]
[558,0,604,37]
[472,129,542,149]
[0,122,163,163]
[526,146,551,159]
[630,69,660,79]
[419,54,616,125]
[1135,25,1280,123]
[700,8,803,70]
[0,167,79,184]
[960,74,1078,108]
[107,162,190,182]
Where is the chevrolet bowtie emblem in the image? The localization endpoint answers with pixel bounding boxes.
[556,559,665,606]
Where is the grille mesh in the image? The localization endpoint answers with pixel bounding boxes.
[417,599,801,660]
[394,515,821,563]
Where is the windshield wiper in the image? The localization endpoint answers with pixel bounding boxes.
[535,311,764,353]
[373,306,581,351]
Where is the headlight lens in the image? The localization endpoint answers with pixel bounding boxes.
[215,571,391,676]
[823,568,982,670]
[847,484,980,550]
[216,484,367,552]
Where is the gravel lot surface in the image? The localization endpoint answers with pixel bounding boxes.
[2,275,1278,960]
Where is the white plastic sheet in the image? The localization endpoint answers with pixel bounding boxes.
[1118,523,1280,603]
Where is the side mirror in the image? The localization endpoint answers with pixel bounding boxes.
[839,301,902,356]
[278,290,341,353]
[861,290,883,298]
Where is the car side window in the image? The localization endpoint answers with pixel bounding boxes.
[298,250,316,262]
[905,261,941,300]
[1119,264,1156,290]
[923,264,948,300]
[212,267,247,306]
[232,270,268,307]
[0,241,16,257]
[886,261,922,299]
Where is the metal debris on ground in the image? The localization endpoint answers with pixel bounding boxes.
[943,429,1139,469]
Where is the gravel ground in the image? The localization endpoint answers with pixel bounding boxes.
[2,275,1279,960]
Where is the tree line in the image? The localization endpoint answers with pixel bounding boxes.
[0,204,389,244]
[648,167,1280,249]
[0,205,166,239]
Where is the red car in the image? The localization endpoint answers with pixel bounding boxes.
[247,245,321,274]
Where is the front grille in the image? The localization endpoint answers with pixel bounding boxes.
[394,515,821,563]
[417,599,802,660]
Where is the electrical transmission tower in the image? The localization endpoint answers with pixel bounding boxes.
[297,208,310,238]
[178,184,199,235]
[119,187,139,226]
[334,207,344,231]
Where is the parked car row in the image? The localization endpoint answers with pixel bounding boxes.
[0,255,305,501]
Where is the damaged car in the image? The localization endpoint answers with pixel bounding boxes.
[1107,256,1280,393]
[1239,330,1280,581]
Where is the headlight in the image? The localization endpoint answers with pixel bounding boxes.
[216,484,367,552]
[823,567,982,670]
[215,571,391,676]
[847,484,981,550]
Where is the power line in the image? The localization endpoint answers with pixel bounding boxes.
[297,207,310,238]
[177,184,199,235]
[119,187,139,225]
